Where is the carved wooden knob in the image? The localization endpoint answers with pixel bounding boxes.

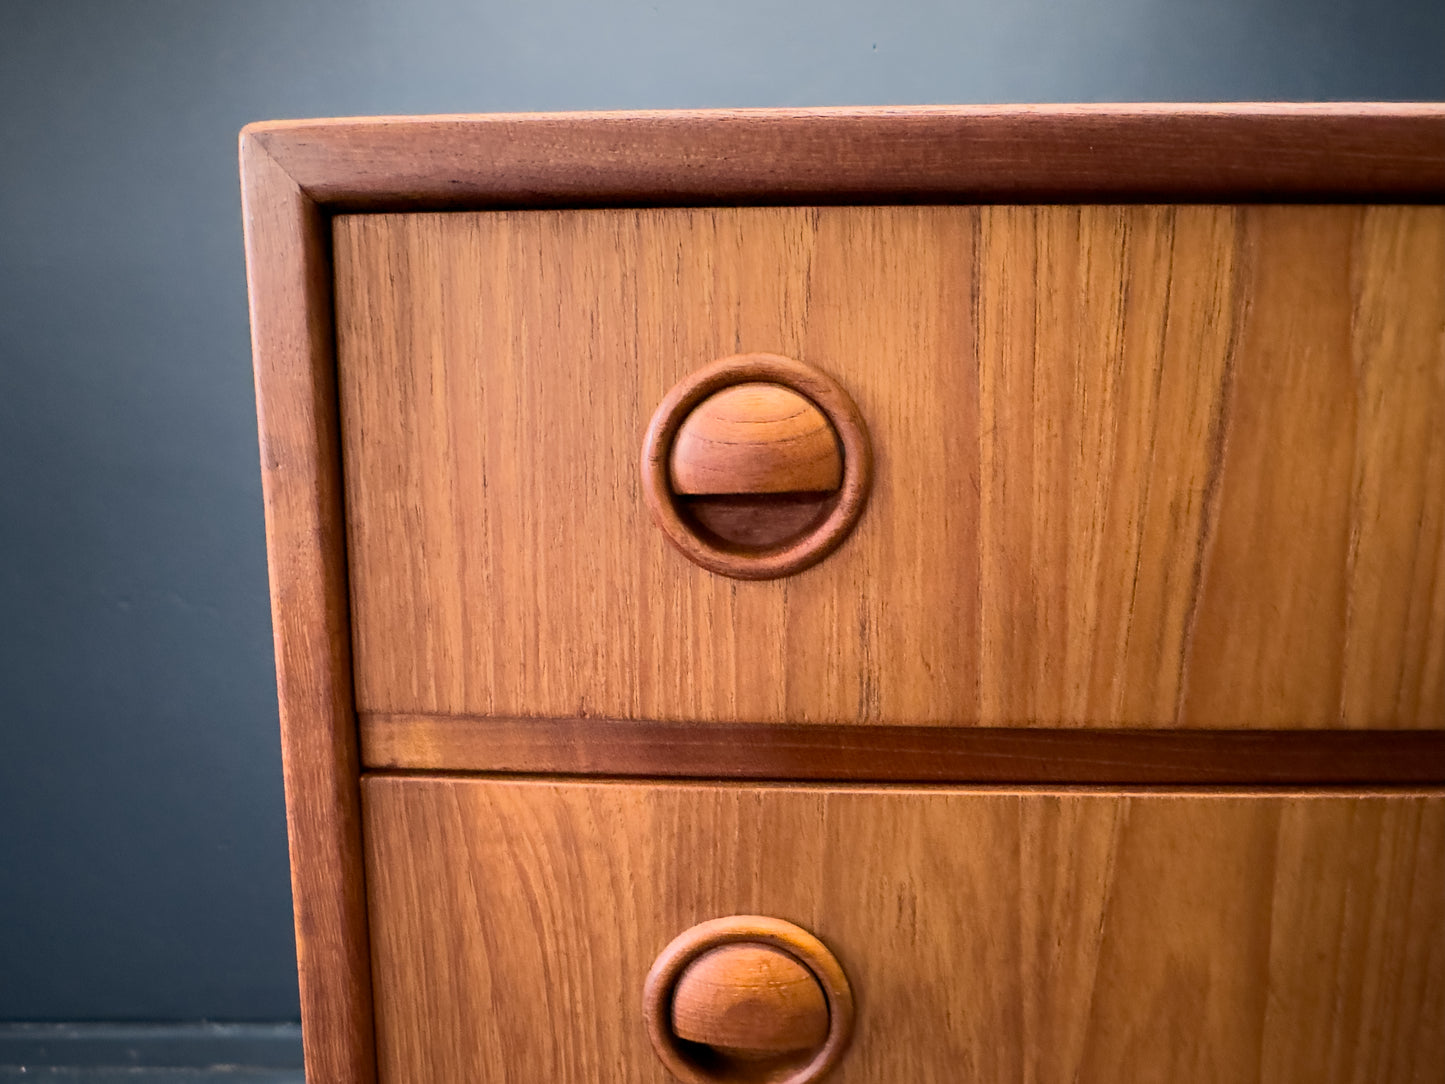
[669,384,843,497]
[643,916,854,1084]
[641,354,872,580]
[669,944,829,1058]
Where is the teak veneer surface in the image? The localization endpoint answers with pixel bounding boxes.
[335,205,1445,729]
[363,777,1445,1083]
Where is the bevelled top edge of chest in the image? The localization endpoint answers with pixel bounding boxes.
[241,104,1445,211]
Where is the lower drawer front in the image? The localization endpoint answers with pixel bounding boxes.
[362,778,1445,1083]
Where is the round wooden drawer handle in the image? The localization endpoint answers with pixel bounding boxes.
[643,916,855,1084]
[641,354,872,579]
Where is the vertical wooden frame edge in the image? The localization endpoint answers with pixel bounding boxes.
[241,132,376,1084]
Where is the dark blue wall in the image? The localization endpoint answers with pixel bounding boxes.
[2,0,1442,1023]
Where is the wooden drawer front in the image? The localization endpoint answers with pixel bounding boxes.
[362,777,1445,1083]
[335,206,1445,728]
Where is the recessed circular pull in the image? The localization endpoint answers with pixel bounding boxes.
[643,915,854,1084]
[641,354,872,579]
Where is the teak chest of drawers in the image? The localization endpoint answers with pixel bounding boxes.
[241,107,1445,1083]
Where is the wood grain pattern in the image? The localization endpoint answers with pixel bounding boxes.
[362,776,1445,1083]
[334,205,1445,728]
[239,134,376,1081]
[357,714,1445,783]
[244,105,1445,210]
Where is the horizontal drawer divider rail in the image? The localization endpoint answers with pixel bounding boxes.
[359,713,1445,784]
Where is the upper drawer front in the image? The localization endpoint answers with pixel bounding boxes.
[334,206,1445,728]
